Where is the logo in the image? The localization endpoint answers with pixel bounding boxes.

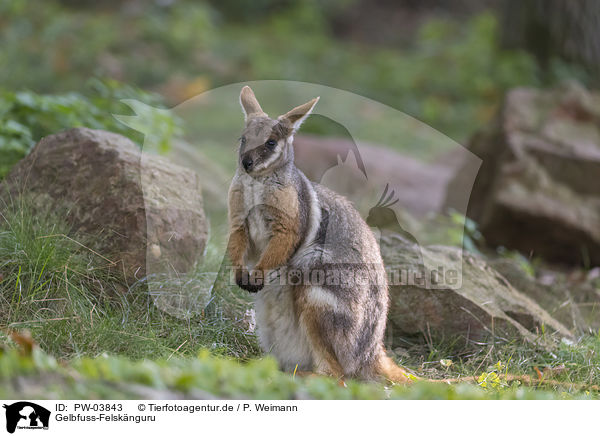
[3,402,50,434]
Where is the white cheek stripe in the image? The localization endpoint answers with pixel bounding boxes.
[254,147,282,172]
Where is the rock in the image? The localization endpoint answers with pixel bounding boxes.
[490,259,600,334]
[1,128,207,284]
[380,235,572,344]
[446,83,600,266]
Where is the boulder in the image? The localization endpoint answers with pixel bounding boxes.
[1,128,207,284]
[380,235,572,344]
[490,259,600,334]
[446,83,600,266]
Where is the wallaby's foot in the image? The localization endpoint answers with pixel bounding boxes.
[235,268,264,292]
[377,354,418,384]
[292,370,347,387]
[293,370,318,378]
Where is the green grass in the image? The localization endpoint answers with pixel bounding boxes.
[0,196,259,362]
[396,334,600,392]
[0,339,596,400]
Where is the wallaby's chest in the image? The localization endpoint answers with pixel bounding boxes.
[240,177,274,257]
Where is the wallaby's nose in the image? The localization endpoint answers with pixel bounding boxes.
[242,156,253,171]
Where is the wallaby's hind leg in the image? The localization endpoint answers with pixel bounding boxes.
[295,286,356,379]
[298,309,344,378]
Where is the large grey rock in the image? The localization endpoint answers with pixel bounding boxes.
[490,259,600,335]
[381,235,572,344]
[1,128,207,284]
[446,83,600,266]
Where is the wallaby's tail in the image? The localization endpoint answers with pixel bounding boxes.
[377,352,419,384]
[377,351,600,391]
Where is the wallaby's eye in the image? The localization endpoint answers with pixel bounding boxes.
[240,137,246,146]
[265,139,277,150]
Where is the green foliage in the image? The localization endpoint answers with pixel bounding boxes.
[0,343,594,400]
[408,333,600,395]
[415,210,484,252]
[0,79,180,179]
[1,0,592,144]
[448,210,483,253]
[497,246,537,277]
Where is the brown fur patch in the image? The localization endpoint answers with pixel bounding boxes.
[227,227,247,267]
[254,185,300,272]
[227,186,248,266]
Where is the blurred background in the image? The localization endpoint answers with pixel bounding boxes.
[1,0,598,155]
[1,0,600,398]
[3,0,598,254]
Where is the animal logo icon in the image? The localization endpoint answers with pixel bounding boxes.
[366,183,420,247]
[3,402,50,434]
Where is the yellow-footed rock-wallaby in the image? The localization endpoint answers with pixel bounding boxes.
[227,86,411,382]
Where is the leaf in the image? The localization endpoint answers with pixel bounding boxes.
[478,371,500,388]
[440,359,453,368]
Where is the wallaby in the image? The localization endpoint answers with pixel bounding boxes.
[226,86,410,382]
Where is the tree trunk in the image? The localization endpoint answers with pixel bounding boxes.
[500,0,600,75]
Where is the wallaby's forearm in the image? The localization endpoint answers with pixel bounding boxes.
[254,188,300,273]
[255,226,298,272]
[227,226,247,268]
[227,185,248,268]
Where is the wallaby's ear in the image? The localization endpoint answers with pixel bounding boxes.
[278,97,320,132]
[240,86,266,120]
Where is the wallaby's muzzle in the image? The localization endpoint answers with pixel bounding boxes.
[242,155,253,171]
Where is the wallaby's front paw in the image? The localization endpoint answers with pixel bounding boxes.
[235,268,264,292]
[249,270,264,291]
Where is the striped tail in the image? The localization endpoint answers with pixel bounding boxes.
[377,352,418,383]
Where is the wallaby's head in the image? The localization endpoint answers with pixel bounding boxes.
[237,86,319,176]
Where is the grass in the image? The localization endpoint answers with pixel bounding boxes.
[0,337,596,400]
[0,195,259,362]
[396,334,600,393]
[1,195,599,399]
